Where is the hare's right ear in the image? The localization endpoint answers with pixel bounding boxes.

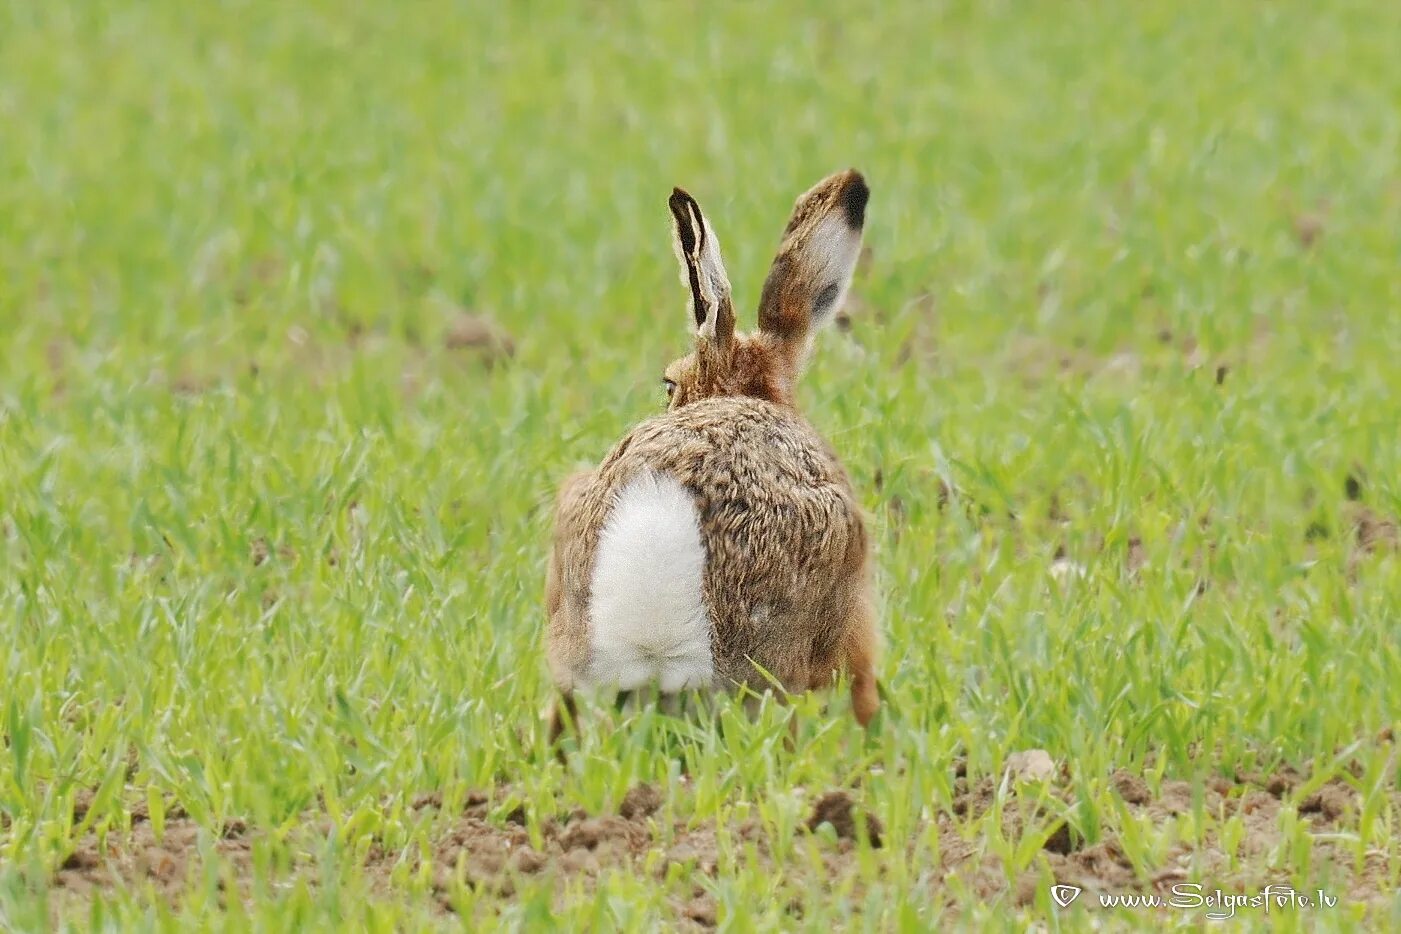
[669,188,735,352]
[757,169,868,366]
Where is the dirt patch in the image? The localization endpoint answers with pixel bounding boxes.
[1052,838,1138,890]
[424,818,541,894]
[400,790,757,916]
[53,816,251,905]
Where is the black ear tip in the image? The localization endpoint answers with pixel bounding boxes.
[670,188,702,252]
[669,187,695,215]
[840,172,869,230]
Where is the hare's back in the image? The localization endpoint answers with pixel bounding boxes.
[606,397,855,509]
[610,396,862,601]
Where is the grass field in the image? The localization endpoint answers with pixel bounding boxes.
[3,0,1401,929]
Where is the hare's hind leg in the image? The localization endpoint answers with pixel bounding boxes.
[547,692,579,747]
[545,508,591,755]
[545,601,589,754]
[545,624,586,757]
[842,596,880,727]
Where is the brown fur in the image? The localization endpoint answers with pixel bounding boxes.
[546,169,878,744]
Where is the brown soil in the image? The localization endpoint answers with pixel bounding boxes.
[36,767,1400,926]
[1110,769,1151,805]
[54,815,251,905]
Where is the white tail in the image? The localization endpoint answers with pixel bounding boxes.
[585,471,713,693]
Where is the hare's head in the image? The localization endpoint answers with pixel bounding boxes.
[662,169,868,410]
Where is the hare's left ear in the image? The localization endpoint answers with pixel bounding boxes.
[669,188,735,352]
[757,169,868,367]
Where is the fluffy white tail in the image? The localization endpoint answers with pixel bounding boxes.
[585,471,713,693]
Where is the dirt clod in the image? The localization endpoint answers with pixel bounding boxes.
[444,312,515,361]
[559,816,648,853]
[139,848,180,882]
[1111,769,1151,805]
[1157,780,1193,815]
[805,791,883,848]
[1293,212,1326,248]
[1005,749,1056,783]
[620,783,662,821]
[1126,537,1146,574]
[952,777,993,818]
[71,789,96,824]
[1058,837,1136,889]
[1351,506,1399,554]
[1043,821,1078,855]
[682,894,718,927]
[511,847,546,874]
[1300,782,1354,822]
[61,849,101,871]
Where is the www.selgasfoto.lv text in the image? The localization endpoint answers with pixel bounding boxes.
[1098,884,1339,920]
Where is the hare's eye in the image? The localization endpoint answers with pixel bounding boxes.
[662,378,677,399]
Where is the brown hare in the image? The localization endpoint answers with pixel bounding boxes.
[545,169,878,745]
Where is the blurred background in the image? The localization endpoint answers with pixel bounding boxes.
[5,1,1398,396]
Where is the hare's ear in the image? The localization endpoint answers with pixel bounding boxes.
[756,169,868,364]
[669,188,735,350]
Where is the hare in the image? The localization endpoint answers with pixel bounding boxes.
[545,169,878,745]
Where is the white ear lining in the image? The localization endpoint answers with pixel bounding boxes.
[803,214,862,329]
[694,219,728,340]
[672,196,731,339]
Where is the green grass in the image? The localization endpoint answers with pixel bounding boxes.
[2,0,1401,929]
